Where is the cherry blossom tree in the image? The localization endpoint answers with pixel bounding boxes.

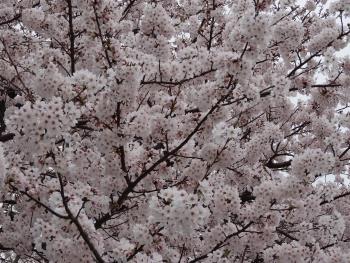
[0,0,350,262]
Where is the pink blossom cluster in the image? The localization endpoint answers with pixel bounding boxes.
[0,0,349,262]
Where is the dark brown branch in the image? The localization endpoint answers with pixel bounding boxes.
[0,74,22,97]
[276,228,299,241]
[131,176,188,194]
[320,191,350,205]
[339,145,350,159]
[93,4,127,178]
[93,1,113,68]
[57,173,105,263]
[271,7,297,26]
[53,58,71,76]
[95,82,237,228]
[178,243,186,263]
[66,0,76,74]
[189,222,253,263]
[9,183,69,220]
[118,146,127,173]
[141,68,216,87]
[126,227,164,260]
[185,108,200,114]
[321,238,350,250]
[311,83,342,88]
[207,17,215,51]
[119,0,138,22]
[0,39,33,100]
[127,245,144,261]
[287,51,321,77]
[284,121,311,138]
[287,29,350,78]
[115,85,236,205]
[0,243,13,251]
[0,13,21,27]
[240,42,249,60]
[0,133,15,142]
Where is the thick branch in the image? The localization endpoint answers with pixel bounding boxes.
[0,243,13,251]
[0,13,21,27]
[0,133,15,142]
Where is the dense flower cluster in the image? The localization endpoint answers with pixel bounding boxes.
[0,0,349,262]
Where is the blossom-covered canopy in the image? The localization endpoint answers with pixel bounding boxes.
[0,0,350,262]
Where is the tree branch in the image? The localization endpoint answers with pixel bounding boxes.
[9,183,70,220]
[119,0,138,22]
[0,13,21,27]
[93,1,113,68]
[57,173,105,263]
[65,0,76,74]
[95,81,238,228]
[189,222,254,263]
[0,133,15,142]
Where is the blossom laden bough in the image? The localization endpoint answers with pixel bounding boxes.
[0,0,350,262]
